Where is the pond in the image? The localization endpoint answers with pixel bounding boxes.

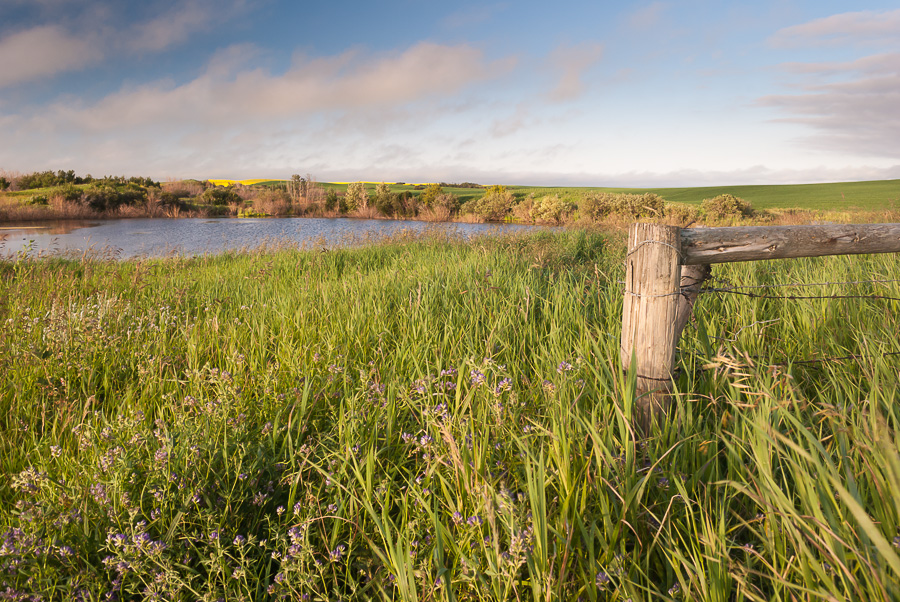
[0,217,550,259]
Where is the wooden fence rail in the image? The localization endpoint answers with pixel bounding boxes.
[621,222,900,431]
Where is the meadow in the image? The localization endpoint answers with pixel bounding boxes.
[2,227,900,600]
[505,179,900,212]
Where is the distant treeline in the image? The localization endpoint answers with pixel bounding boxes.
[5,169,159,190]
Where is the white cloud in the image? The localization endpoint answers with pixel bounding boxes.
[0,25,103,88]
[545,42,604,102]
[769,9,900,48]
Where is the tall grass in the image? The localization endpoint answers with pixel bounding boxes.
[1,229,899,600]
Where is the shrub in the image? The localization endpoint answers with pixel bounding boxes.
[531,194,577,224]
[0,176,9,191]
[252,190,291,216]
[419,184,443,207]
[374,192,400,217]
[156,191,183,206]
[374,184,396,216]
[344,182,369,212]
[579,192,666,221]
[82,184,147,212]
[432,192,460,215]
[200,187,243,207]
[665,203,700,226]
[51,183,82,203]
[324,189,339,212]
[374,182,391,205]
[700,194,754,220]
[17,170,59,190]
[26,194,48,206]
[463,187,516,221]
[163,179,204,198]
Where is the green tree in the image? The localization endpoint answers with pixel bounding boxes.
[324,189,338,212]
[344,182,369,212]
[200,187,242,206]
[419,183,443,207]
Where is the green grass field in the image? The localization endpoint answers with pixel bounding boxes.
[506,179,900,211]
[2,229,900,600]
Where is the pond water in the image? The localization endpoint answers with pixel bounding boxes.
[0,217,548,259]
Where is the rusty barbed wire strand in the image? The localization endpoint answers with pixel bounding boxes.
[698,277,900,291]
[616,271,900,375]
[698,288,900,303]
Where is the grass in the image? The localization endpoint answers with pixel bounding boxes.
[2,228,900,600]
[507,180,900,212]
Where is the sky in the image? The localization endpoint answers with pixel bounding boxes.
[1,0,899,187]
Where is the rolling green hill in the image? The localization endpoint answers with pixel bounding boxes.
[508,179,900,211]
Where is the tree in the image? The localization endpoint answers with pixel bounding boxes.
[419,184,443,207]
[288,174,308,201]
[344,182,369,212]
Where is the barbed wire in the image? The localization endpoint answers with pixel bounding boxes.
[697,277,900,291]
[615,267,900,372]
[698,288,900,303]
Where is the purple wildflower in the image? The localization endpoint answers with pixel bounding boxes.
[329,544,346,562]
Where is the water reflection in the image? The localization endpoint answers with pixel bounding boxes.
[0,220,104,235]
[0,217,549,259]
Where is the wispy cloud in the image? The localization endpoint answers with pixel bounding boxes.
[759,65,900,158]
[544,42,604,102]
[441,3,508,29]
[127,0,248,53]
[0,1,252,89]
[627,2,668,30]
[13,42,516,130]
[0,26,103,88]
[769,8,900,48]
[762,10,900,159]
[490,104,533,137]
[779,52,900,76]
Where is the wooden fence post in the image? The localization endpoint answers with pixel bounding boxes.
[620,223,683,430]
[619,221,900,432]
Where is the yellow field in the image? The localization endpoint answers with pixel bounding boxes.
[208,179,436,187]
[207,179,276,187]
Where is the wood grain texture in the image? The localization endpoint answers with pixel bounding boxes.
[620,223,682,430]
[681,223,900,265]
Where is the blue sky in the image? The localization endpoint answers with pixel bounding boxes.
[1,0,898,186]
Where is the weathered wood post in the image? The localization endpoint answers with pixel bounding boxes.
[620,221,900,432]
[620,223,683,430]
